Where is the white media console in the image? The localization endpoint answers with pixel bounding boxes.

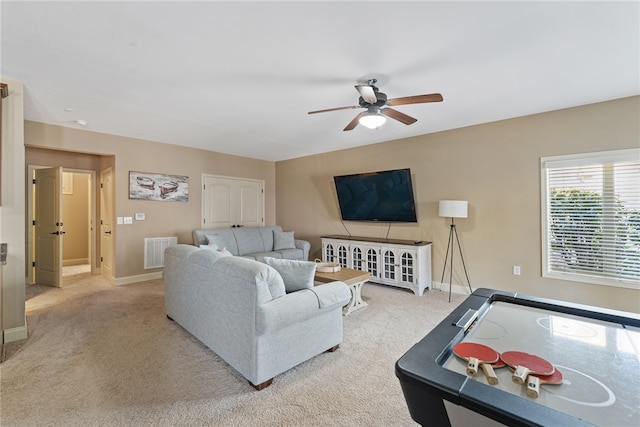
[321,235,432,296]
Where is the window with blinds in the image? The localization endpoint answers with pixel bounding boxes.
[541,149,640,289]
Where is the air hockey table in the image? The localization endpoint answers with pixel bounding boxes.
[395,288,640,426]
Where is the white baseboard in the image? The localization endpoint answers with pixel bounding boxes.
[3,325,28,343]
[115,271,163,286]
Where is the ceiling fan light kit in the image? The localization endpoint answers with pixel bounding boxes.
[308,78,443,131]
[359,110,387,129]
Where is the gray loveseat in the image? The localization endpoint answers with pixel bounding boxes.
[192,226,310,261]
[163,244,351,389]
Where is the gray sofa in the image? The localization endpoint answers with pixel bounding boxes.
[192,226,310,261]
[163,244,351,389]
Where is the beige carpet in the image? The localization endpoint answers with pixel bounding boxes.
[0,271,464,426]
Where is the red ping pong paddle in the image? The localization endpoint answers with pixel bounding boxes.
[491,359,506,369]
[500,351,555,385]
[480,363,499,385]
[453,342,500,382]
[479,357,506,385]
[526,368,563,398]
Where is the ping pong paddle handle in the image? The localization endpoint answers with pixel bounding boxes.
[526,375,540,398]
[466,357,479,376]
[512,365,530,385]
[480,363,499,385]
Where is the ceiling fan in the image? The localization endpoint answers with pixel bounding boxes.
[308,79,443,131]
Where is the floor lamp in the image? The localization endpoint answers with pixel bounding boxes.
[439,200,473,302]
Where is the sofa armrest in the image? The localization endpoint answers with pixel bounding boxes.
[256,282,349,335]
[308,281,351,309]
[294,239,310,260]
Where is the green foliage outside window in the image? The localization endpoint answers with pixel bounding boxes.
[549,189,640,279]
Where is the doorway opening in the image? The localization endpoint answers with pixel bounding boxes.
[28,166,97,287]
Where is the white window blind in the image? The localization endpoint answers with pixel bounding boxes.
[541,149,640,288]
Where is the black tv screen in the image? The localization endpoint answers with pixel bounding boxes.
[333,168,418,222]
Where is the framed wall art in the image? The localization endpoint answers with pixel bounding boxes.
[129,171,189,202]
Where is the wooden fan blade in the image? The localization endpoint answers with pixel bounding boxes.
[380,108,417,125]
[386,93,443,106]
[344,112,366,131]
[355,85,377,104]
[308,105,360,115]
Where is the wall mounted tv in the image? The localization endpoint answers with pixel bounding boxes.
[333,168,418,222]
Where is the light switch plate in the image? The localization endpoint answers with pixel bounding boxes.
[124,217,133,225]
[117,217,124,225]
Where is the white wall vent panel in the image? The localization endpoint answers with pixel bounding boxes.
[144,237,178,269]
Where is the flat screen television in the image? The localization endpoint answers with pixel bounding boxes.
[333,168,418,222]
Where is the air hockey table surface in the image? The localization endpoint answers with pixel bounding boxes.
[395,288,640,426]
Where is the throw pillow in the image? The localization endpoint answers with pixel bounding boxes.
[264,257,316,293]
[218,248,233,257]
[273,230,296,250]
[205,234,227,250]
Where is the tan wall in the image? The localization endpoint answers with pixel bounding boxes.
[1,78,26,340]
[24,121,276,279]
[275,96,640,313]
[62,173,90,264]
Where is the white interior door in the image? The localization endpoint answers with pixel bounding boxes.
[203,176,234,228]
[34,167,63,287]
[202,175,264,229]
[100,167,114,283]
[237,181,264,227]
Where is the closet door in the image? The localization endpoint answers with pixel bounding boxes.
[202,175,264,229]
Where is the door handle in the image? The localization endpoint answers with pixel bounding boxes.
[105,231,112,234]
[50,231,59,235]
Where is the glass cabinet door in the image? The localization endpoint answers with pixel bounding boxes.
[364,246,379,277]
[381,248,397,281]
[351,246,364,271]
[399,250,416,285]
[336,244,349,267]
[324,243,335,262]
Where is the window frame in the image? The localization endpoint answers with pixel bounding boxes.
[540,148,640,290]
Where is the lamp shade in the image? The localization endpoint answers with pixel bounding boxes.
[439,200,468,218]
[359,112,386,129]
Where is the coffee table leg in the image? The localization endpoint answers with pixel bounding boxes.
[343,280,368,315]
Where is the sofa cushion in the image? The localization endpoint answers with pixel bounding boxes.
[205,234,226,250]
[235,228,266,256]
[205,233,239,255]
[258,226,280,251]
[264,257,316,293]
[275,248,304,260]
[273,230,296,250]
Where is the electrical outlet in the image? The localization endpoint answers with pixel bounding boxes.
[513,265,521,276]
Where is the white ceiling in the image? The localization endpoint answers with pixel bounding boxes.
[2,1,638,161]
